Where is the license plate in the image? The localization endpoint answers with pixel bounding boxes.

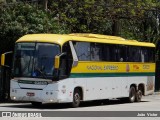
[26,92,35,96]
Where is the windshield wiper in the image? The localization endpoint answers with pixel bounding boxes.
[34,66,47,79]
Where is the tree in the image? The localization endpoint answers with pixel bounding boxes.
[110,0,160,43]
[47,0,160,43]
[0,0,160,55]
[48,0,112,34]
[0,2,67,54]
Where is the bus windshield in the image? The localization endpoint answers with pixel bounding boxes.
[13,42,60,79]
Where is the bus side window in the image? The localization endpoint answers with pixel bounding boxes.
[141,47,148,62]
[73,42,91,61]
[109,45,117,62]
[141,47,155,63]
[102,44,110,61]
[90,43,103,61]
[148,48,155,62]
[119,45,128,62]
[128,46,141,62]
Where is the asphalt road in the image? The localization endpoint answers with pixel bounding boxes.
[0,93,160,120]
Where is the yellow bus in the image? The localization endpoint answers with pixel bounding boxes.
[1,33,155,107]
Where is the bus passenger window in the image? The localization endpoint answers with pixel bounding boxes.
[141,47,155,62]
[119,45,128,62]
[73,42,91,61]
[148,48,155,62]
[128,46,141,62]
[102,44,110,61]
[141,47,148,62]
[91,43,102,61]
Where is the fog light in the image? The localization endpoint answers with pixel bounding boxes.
[49,99,53,102]
[50,92,53,95]
[13,96,16,100]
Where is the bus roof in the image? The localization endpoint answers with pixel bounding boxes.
[16,33,155,47]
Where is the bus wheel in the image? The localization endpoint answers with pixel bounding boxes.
[31,102,42,107]
[136,89,142,102]
[129,87,136,103]
[71,89,81,108]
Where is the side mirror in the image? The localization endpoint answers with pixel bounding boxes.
[54,52,66,69]
[1,53,5,66]
[53,52,66,80]
[1,51,13,67]
[54,56,60,69]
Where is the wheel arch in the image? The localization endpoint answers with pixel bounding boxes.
[138,83,145,95]
[73,86,83,100]
[130,84,137,90]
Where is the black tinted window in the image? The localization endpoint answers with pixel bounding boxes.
[73,41,154,62]
[128,46,141,62]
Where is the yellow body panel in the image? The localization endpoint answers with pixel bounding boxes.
[71,62,155,74]
[16,34,155,48]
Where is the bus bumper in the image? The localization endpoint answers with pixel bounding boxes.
[10,88,72,103]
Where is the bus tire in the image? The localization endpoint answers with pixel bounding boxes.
[136,89,142,102]
[71,89,81,108]
[31,102,42,107]
[129,87,136,103]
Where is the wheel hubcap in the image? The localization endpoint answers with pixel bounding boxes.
[130,89,135,101]
[74,93,80,104]
[137,91,142,100]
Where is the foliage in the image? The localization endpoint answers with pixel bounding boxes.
[47,0,160,42]
[48,0,112,34]
[0,0,160,54]
[113,0,160,43]
[0,2,67,54]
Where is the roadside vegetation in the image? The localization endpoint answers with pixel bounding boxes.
[0,0,160,56]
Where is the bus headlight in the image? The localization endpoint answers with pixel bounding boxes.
[11,96,16,100]
[13,96,16,100]
[49,99,53,102]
